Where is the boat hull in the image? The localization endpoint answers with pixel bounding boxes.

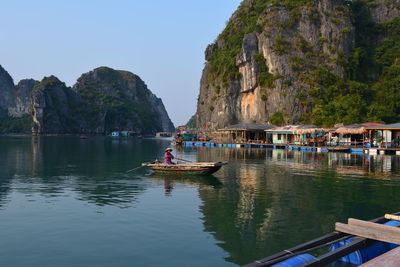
[142,162,227,175]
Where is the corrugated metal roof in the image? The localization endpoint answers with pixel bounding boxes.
[265,124,323,134]
[365,122,400,129]
[219,123,276,131]
[267,131,293,134]
[265,125,299,132]
[360,122,384,127]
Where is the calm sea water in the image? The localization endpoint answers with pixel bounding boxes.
[1,136,400,266]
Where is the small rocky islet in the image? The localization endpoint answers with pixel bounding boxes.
[0,66,174,135]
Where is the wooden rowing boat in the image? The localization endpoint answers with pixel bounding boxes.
[141,161,227,175]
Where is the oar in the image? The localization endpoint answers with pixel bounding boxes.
[175,157,192,163]
[126,165,145,173]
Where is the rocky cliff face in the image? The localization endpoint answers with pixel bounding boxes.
[73,67,175,134]
[31,76,84,134]
[148,93,176,133]
[0,66,37,118]
[9,79,38,117]
[196,0,400,131]
[368,0,400,23]
[0,65,15,117]
[0,65,36,133]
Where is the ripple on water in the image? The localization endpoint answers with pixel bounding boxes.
[3,138,400,266]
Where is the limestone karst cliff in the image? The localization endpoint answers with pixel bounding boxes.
[0,66,37,133]
[0,65,16,117]
[196,0,400,131]
[10,79,38,117]
[72,67,175,134]
[0,66,38,119]
[30,76,84,134]
[0,65,175,134]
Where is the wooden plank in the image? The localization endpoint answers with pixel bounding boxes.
[385,214,400,221]
[360,247,400,267]
[335,222,400,245]
[348,218,400,235]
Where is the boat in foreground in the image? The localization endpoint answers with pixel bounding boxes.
[141,161,227,175]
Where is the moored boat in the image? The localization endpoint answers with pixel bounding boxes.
[171,138,183,145]
[141,161,227,175]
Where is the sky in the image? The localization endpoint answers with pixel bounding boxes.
[0,0,242,126]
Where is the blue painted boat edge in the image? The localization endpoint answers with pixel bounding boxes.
[329,220,400,265]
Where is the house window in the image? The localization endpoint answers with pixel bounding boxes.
[278,134,282,140]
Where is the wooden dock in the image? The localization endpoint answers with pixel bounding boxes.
[182,141,400,155]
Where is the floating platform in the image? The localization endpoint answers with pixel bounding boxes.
[183,141,285,149]
[245,213,400,267]
[326,147,351,153]
[182,141,400,156]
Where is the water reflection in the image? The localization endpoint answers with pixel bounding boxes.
[73,178,146,208]
[268,149,400,179]
[194,147,400,265]
[0,136,172,208]
[0,136,34,208]
[2,138,400,266]
[148,173,223,194]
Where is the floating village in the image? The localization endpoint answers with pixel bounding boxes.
[2,0,400,266]
[168,123,400,265]
[174,122,400,156]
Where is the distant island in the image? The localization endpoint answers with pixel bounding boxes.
[195,0,400,132]
[0,66,175,135]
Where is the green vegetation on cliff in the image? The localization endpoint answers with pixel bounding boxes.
[308,2,400,126]
[208,0,314,84]
[0,114,31,134]
[76,67,161,134]
[186,115,197,130]
[205,0,400,127]
[208,1,269,82]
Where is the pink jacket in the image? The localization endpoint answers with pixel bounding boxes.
[164,151,174,163]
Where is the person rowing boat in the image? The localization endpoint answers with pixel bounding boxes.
[164,148,176,164]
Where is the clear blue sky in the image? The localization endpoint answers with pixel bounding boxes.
[0,0,242,126]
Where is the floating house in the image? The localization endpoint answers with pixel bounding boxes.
[265,125,323,145]
[155,132,173,137]
[335,123,384,147]
[293,125,324,146]
[182,132,196,141]
[215,123,276,143]
[365,122,400,148]
[335,124,368,146]
[265,125,297,145]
